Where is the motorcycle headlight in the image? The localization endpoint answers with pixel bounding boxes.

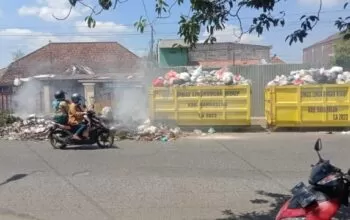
[282,218,306,220]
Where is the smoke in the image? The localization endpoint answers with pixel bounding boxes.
[113,86,148,124]
[12,80,43,118]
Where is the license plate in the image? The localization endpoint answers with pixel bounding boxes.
[291,182,317,208]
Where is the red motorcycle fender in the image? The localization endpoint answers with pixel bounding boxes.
[275,199,306,220]
[276,199,340,220]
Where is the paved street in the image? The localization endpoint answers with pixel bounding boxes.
[0,132,350,220]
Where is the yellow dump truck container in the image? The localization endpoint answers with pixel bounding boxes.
[265,84,350,128]
[149,85,251,126]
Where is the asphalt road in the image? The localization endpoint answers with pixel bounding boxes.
[0,132,350,220]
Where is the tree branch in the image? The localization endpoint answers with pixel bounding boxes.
[311,0,322,29]
[52,5,73,20]
[285,0,323,45]
[157,0,178,19]
[77,0,103,15]
[228,5,247,41]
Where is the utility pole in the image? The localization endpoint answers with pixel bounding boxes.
[149,25,154,62]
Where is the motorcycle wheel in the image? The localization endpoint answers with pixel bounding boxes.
[97,131,114,148]
[49,130,68,149]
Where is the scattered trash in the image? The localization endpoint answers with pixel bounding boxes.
[152,66,252,87]
[208,127,216,134]
[0,115,52,141]
[193,129,203,135]
[267,66,350,86]
[0,112,208,142]
[134,119,183,141]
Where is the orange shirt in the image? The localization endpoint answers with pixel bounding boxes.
[68,103,85,125]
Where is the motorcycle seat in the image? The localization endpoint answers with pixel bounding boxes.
[54,123,72,130]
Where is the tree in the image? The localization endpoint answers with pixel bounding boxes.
[12,49,25,61]
[334,38,350,69]
[58,0,350,47]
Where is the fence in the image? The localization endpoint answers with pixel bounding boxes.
[153,63,311,116]
[230,64,311,116]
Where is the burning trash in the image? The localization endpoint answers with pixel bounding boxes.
[0,114,53,141]
[152,66,252,87]
[267,66,350,86]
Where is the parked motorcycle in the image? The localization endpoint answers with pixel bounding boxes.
[276,138,350,220]
[48,110,116,149]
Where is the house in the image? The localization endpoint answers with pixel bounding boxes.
[0,42,142,113]
[270,54,285,64]
[303,33,341,67]
[157,39,272,67]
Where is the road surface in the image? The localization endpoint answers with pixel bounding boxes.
[0,132,350,220]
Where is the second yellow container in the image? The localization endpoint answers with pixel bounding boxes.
[265,84,350,128]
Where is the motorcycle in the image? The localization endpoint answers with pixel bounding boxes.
[276,138,350,220]
[48,110,116,149]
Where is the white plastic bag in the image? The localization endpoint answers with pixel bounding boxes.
[302,74,316,84]
[13,78,21,86]
[179,72,191,81]
[196,75,205,83]
[192,65,203,78]
[330,66,343,74]
[222,72,233,85]
[190,75,197,82]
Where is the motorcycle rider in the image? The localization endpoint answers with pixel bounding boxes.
[52,90,70,125]
[68,93,88,140]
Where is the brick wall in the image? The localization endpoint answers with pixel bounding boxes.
[188,43,271,65]
[303,41,336,68]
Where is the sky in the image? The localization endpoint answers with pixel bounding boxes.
[0,0,348,68]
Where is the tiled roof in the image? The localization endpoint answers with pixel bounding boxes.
[270,55,285,64]
[0,42,141,85]
[303,33,341,50]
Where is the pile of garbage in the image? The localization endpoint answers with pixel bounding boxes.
[152,66,251,87]
[0,113,186,142]
[267,66,350,86]
[114,119,185,142]
[0,115,52,141]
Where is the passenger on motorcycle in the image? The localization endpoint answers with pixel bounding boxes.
[52,90,70,125]
[68,93,88,140]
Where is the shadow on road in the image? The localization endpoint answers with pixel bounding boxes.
[62,145,119,151]
[216,190,289,220]
[216,190,350,220]
[0,173,28,186]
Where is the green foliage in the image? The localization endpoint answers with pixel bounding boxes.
[64,0,350,48]
[85,15,96,28]
[334,38,350,69]
[0,111,20,127]
[134,17,147,33]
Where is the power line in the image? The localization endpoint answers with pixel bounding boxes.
[0,21,339,38]
[0,8,346,29]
